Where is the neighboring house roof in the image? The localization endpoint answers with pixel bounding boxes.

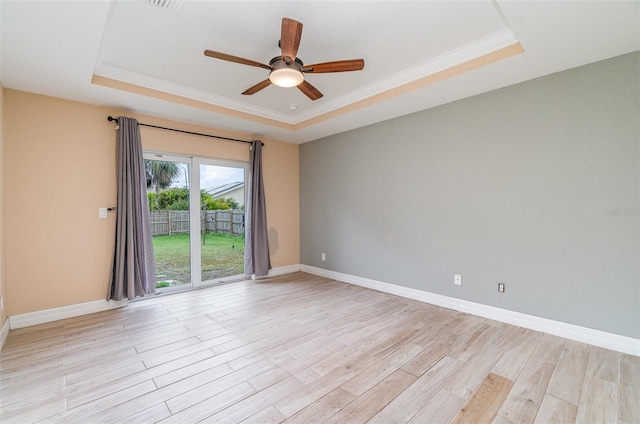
[206,182,244,198]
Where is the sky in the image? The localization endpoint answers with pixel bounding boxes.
[199,164,244,191]
[170,163,244,191]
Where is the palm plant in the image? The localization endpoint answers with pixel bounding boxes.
[145,160,182,194]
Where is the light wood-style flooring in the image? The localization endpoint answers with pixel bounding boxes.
[1,272,638,423]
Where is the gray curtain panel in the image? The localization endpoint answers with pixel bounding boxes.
[244,140,272,277]
[109,117,156,300]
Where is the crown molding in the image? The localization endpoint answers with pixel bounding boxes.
[93,41,523,133]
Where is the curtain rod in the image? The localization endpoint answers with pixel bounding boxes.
[107,116,262,146]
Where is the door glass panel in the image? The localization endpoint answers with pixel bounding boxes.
[199,163,246,283]
[145,156,192,291]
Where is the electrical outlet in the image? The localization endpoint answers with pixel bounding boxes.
[454,274,462,286]
[321,253,326,261]
[498,282,506,293]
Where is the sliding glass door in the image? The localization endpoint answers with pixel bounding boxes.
[145,153,192,290]
[198,160,246,284]
[144,152,247,293]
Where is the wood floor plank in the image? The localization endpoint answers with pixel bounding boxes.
[546,340,591,405]
[66,349,215,409]
[492,329,542,381]
[372,319,427,359]
[141,337,221,369]
[78,364,232,423]
[488,323,525,351]
[489,333,566,424]
[408,389,466,424]
[158,382,256,424]
[449,372,513,424]
[248,339,347,392]
[494,360,555,423]
[274,351,380,417]
[164,358,274,414]
[113,403,172,424]
[450,323,498,362]
[48,380,158,423]
[310,332,388,377]
[65,358,147,387]
[0,373,64,406]
[324,369,417,424]
[64,362,147,405]
[0,272,632,424]
[534,394,578,424]
[443,344,505,399]
[575,375,617,423]
[586,345,618,383]
[401,333,458,377]
[153,340,268,388]
[0,396,66,424]
[618,353,640,424]
[340,342,424,397]
[0,345,69,374]
[240,406,287,424]
[200,375,304,423]
[0,357,64,385]
[368,356,465,423]
[529,333,566,365]
[279,386,355,424]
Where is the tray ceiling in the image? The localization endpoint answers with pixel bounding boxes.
[2,1,639,143]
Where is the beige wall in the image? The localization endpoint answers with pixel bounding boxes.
[3,89,299,317]
[0,85,7,328]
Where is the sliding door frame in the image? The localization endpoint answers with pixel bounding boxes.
[144,151,248,290]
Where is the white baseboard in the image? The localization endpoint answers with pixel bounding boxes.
[0,317,10,351]
[300,264,640,357]
[252,264,301,280]
[269,264,301,276]
[9,299,128,330]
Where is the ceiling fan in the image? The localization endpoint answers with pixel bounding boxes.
[204,17,365,101]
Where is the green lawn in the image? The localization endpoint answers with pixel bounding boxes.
[153,233,245,286]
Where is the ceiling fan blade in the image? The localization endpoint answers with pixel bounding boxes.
[297,80,323,100]
[281,18,303,64]
[204,50,271,70]
[304,59,365,73]
[242,79,272,95]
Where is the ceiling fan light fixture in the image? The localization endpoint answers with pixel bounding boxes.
[268,57,305,88]
[269,68,304,88]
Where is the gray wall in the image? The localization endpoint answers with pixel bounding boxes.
[300,52,640,339]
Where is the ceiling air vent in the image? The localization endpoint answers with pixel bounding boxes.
[145,0,185,15]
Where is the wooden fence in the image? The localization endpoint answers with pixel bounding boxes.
[150,210,245,236]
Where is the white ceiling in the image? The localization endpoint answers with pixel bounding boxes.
[2,1,639,144]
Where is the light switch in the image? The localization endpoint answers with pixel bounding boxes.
[99,208,108,219]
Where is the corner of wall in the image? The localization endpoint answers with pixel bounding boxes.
[0,83,7,340]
